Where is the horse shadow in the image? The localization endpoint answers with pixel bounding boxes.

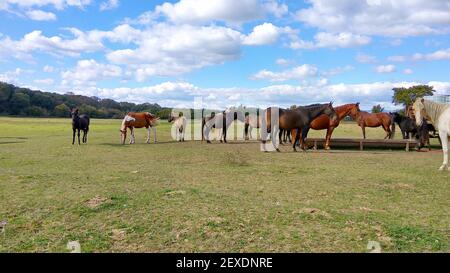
[0,137,28,145]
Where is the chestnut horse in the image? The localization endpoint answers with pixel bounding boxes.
[120,112,159,144]
[262,103,337,152]
[349,107,395,139]
[292,103,361,150]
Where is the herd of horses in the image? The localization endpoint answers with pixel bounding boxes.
[70,98,450,171]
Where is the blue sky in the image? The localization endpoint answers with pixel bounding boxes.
[1,0,450,109]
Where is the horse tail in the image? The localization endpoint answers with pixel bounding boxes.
[390,113,396,139]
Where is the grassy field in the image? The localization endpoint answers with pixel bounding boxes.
[0,117,448,253]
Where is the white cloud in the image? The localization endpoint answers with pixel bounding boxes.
[1,0,91,10]
[250,64,318,82]
[290,32,371,49]
[43,65,55,73]
[387,55,407,62]
[275,58,292,66]
[100,0,119,11]
[296,0,450,37]
[376,65,396,74]
[388,48,450,62]
[243,23,291,46]
[61,59,122,86]
[150,0,286,25]
[34,78,54,85]
[106,23,244,81]
[53,80,450,110]
[0,28,105,61]
[26,10,57,21]
[356,53,377,64]
[403,69,414,75]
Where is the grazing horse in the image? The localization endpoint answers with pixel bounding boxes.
[120,112,159,144]
[413,98,450,171]
[203,110,245,143]
[169,114,187,142]
[293,103,361,150]
[262,103,337,152]
[71,108,90,145]
[349,107,395,139]
[392,112,417,139]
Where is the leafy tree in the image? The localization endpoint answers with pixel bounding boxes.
[392,85,435,108]
[25,106,47,116]
[53,103,71,117]
[371,104,384,113]
[9,92,30,115]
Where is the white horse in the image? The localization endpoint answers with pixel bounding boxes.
[203,109,245,143]
[169,114,187,142]
[413,98,450,171]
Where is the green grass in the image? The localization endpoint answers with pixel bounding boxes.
[0,117,449,253]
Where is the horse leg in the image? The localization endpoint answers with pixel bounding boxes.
[146,127,151,143]
[72,129,76,145]
[82,130,87,143]
[438,131,449,171]
[272,124,280,152]
[130,128,135,144]
[301,127,310,150]
[153,127,157,143]
[361,125,366,139]
[223,127,227,143]
[325,127,335,150]
[279,130,284,145]
[293,128,301,152]
[383,124,391,139]
[77,129,81,145]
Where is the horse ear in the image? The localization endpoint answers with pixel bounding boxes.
[421,98,425,103]
[356,102,360,106]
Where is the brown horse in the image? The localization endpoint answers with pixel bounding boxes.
[349,106,395,139]
[292,103,361,150]
[262,103,337,152]
[120,112,159,144]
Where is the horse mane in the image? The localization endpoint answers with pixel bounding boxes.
[423,100,450,125]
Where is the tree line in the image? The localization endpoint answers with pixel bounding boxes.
[0,82,173,119]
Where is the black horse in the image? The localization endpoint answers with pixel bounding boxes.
[71,108,90,145]
[392,112,417,139]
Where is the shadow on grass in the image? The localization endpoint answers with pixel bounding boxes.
[0,137,28,145]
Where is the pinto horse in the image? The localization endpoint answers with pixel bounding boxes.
[120,112,159,144]
[262,103,337,152]
[71,108,90,145]
[292,103,361,150]
[349,107,395,139]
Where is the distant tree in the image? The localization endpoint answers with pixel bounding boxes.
[392,85,435,108]
[290,105,297,110]
[0,82,15,113]
[25,106,47,116]
[371,104,384,113]
[9,92,30,115]
[53,103,71,117]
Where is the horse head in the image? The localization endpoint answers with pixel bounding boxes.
[412,98,426,126]
[324,102,338,122]
[348,102,360,119]
[71,108,79,118]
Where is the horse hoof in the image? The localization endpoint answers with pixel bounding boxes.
[207,141,212,144]
[276,148,281,152]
